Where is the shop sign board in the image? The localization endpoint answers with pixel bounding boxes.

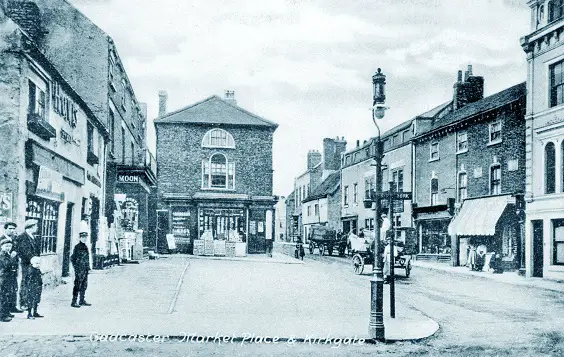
[0,192,13,224]
[214,240,226,256]
[117,174,140,183]
[36,166,63,196]
[193,239,205,255]
[204,239,214,255]
[225,241,236,257]
[171,207,190,239]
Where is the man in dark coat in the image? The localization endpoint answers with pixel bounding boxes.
[1,222,21,313]
[15,220,40,309]
[0,237,14,322]
[71,230,91,308]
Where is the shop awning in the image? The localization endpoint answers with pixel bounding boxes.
[448,195,512,236]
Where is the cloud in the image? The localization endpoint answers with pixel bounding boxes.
[69,0,530,195]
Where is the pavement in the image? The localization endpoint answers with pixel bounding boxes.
[412,259,564,293]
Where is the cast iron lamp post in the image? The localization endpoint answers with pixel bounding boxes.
[368,68,388,341]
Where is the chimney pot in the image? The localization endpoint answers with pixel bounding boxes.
[158,90,168,117]
[464,70,469,82]
[457,70,463,82]
[468,64,473,76]
[224,90,237,105]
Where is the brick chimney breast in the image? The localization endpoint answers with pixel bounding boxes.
[453,64,484,110]
[307,150,322,170]
[158,90,168,117]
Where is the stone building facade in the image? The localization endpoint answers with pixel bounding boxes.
[155,92,278,255]
[22,0,157,262]
[521,0,564,279]
[0,14,109,282]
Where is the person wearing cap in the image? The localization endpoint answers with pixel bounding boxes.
[0,237,14,322]
[71,228,91,308]
[15,219,40,310]
[1,222,21,314]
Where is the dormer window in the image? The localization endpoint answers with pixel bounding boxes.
[202,128,235,148]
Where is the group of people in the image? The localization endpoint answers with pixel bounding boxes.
[0,219,93,323]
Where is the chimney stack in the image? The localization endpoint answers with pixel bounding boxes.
[158,90,168,117]
[139,103,148,120]
[453,64,484,110]
[224,90,237,105]
[307,150,322,170]
[6,1,46,42]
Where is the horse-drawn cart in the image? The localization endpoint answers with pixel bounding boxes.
[308,226,347,256]
[349,232,412,277]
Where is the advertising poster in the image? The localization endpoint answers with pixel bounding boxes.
[166,234,177,250]
[204,239,214,255]
[225,241,236,257]
[0,192,13,224]
[193,240,205,256]
[214,240,226,256]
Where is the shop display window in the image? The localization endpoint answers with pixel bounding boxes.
[199,208,246,242]
[26,197,59,254]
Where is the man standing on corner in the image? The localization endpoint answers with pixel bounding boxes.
[1,222,22,314]
[16,220,40,311]
[71,228,91,308]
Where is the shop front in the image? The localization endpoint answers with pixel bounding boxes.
[161,193,276,256]
[341,215,358,236]
[412,203,454,263]
[448,194,521,270]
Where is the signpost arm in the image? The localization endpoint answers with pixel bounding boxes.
[388,180,396,319]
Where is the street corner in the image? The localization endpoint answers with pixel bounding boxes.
[383,309,440,342]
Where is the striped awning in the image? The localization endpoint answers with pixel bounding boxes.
[448,195,512,236]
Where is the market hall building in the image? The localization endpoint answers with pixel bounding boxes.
[155,91,278,255]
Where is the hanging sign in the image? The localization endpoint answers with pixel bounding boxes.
[0,192,13,224]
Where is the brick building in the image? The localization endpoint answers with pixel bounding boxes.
[155,91,278,255]
[413,66,526,270]
[292,138,346,243]
[284,191,296,242]
[521,0,564,279]
[302,171,341,236]
[340,120,415,247]
[23,0,157,262]
[0,10,109,282]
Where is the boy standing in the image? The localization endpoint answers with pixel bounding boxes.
[25,256,43,319]
[71,229,91,308]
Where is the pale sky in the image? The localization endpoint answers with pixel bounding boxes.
[70,0,529,197]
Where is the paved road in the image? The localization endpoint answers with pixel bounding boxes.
[2,252,564,356]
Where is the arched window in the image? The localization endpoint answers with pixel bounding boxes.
[430,177,439,205]
[202,129,235,148]
[546,142,556,194]
[202,153,235,189]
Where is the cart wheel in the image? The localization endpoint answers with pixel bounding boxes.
[319,245,325,256]
[328,247,333,256]
[353,254,364,275]
[405,261,412,278]
[309,243,314,254]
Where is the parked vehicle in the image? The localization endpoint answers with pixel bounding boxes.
[307,225,347,256]
[349,231,412,277]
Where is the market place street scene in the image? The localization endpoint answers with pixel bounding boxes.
[1,0,564,356]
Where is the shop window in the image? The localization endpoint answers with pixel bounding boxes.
[202,154,235,190]
[456,131,468,153]
[430,142,439,161]
[546,142,556,194]
[553,220,564,265]
[458,172,467,202]
[202,128,235,148]
[26,198,59,254]
[353,183,358,203]
[489,122,502,144]
[430,178,439,205]
[549,0,564,23]
[490,164,501,195]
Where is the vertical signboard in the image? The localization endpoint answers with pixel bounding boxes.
[0,192,13,224]
[171,206,190,252]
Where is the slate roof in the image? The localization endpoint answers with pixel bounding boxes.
[419,82,526,137]
[303,171,341,203]
[154,95,278,128]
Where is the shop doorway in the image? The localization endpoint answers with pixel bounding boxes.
[91,197,100,255]
[532,220,543,277]
[62,202,74,277]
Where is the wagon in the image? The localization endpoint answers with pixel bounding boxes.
[307,226,347,256]
[350,233,412,277]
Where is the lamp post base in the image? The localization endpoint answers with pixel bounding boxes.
[368,275,385,341]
